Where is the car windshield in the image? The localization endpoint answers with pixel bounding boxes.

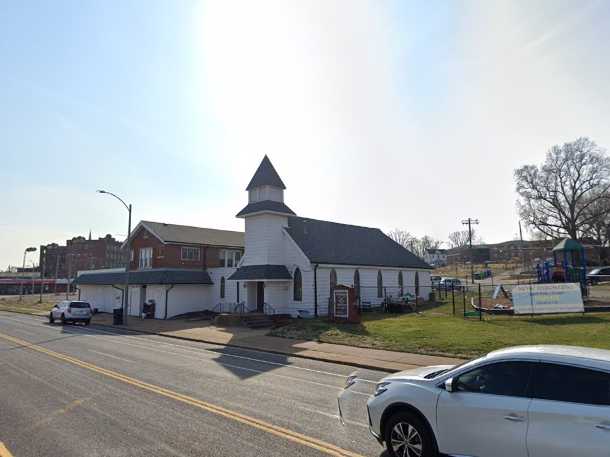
[69,302,91,309]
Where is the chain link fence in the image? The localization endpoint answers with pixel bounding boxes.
[354,276,610,319]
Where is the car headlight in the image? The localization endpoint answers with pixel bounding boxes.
[374,381,391,396]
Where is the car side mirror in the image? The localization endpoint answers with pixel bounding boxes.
[445,378,455,392]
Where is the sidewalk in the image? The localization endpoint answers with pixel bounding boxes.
[92,313,464,372]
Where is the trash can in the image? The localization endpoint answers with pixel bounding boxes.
[113,308,123,325]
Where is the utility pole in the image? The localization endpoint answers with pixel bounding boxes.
[39,246,46,303]
[462,218,479,284]
[53,252,60,294]
[66,254,71,300]
[519,220,526,272]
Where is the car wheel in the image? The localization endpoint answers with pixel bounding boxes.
[85,319,91,326]
[384,411,437,457]
[49,313,54,324]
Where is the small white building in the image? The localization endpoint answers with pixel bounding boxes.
[228,156,433,317]
[77,156,432,318]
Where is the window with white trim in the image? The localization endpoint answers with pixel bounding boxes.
[139,247,153,269]
[219,249,242,268]
[181,246,200,261]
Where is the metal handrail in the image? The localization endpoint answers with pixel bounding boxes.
[233,302,246,314]
[263,302,276,315]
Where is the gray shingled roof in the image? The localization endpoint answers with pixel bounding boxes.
[138,221,244,247]
[246,155,286,190]
[236,200,296,218]
[75,268,213,285]
[285,217,432,269]
[228,265,292,281]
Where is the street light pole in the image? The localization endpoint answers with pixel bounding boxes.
[98,190,132,325]
[19,247,37,301]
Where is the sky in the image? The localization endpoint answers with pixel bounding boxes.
[2,0,610,269]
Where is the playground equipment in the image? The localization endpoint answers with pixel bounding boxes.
[535,238,587,294]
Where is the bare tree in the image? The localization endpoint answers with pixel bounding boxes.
[515,137,610,240]
[448,230,477,248]
[388,229,442,258]
[580,192,610,246]
[388,229,415,250]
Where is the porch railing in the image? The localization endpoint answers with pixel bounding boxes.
[263,302,276,315]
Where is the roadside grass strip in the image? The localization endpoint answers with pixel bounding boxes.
[0,331,363,457]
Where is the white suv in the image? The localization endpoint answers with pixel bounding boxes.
[365,345,610,457]
[49,300,92,326]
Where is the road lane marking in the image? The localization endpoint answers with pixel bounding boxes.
[297,406,369,429]
[88,350,136,364]
[0,332,364,457]
[66,324,379,383]
[0,318,362,393]
[0,313,381,383]
[0,442,14,457]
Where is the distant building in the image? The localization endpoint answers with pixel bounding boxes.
[423,248,447,266]
[446,246,492,264]
[40,234,127,278]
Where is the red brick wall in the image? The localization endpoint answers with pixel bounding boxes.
[128,228,234,270]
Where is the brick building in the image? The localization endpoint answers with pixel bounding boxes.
[76,221,245,319]
[40,234,126,279]
[127,221,244,272]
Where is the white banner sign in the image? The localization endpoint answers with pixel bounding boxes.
[512,283,584,315]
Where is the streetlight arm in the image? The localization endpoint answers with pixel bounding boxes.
[97,190,130,212]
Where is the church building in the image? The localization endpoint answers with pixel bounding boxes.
[228,156,432,317]
[76,156,431,318]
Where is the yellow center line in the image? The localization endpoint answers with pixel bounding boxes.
[0,332,364,457]
[0,442,14,457]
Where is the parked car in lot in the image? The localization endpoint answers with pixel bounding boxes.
[49,300,92,325]
[587,266,610,285]
[366,345,610,457]
[430,276,441,287]
[438,277,462,290]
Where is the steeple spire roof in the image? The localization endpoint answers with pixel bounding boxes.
[246,155,286,190]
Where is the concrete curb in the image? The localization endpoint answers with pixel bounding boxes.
[91,321,398,373]
[1,309,442,373]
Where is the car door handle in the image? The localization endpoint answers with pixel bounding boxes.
[595,424,610,431]
[504,414,525,422]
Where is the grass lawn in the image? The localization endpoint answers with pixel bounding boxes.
[269,301,610,358]
[0,294,68,315]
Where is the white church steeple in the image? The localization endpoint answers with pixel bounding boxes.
[236,155,295,218]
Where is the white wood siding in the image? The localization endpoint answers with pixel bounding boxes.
[241,214,288,266]
[79,285,122,313]
[208,267,239,305]
[311,266,431,316]
[164,285,213,318]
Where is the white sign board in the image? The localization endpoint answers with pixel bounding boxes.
[334,290,349,318]
[512,283,584,315]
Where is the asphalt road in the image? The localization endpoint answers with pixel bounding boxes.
[0,312,388,457]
